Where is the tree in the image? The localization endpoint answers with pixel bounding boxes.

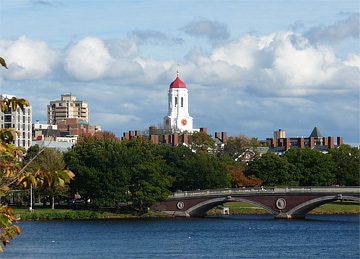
[284,148,336,186]
[65,135,130,209]
[125,139,172,212]
[219,134,260,162]
[0,95,30,251]
[18,148,74,209]
[246,153,298,186]
[65,136,172,212]
[158,145,231,191]
[0,57,74,251]
[227,164,262,187]
[188,131,216,154]
[329,145,360,186]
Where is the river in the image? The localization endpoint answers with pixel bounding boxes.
[2,215,359,258]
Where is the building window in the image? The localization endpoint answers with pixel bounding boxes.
[181,97,184,107]
[175,97,178,107]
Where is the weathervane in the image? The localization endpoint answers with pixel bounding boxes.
[177,63,180,77]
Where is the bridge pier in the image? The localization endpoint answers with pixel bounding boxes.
[275,213,305,220]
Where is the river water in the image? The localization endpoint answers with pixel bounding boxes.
[2,215,359,258]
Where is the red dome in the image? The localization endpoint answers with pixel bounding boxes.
[170,76,187,89]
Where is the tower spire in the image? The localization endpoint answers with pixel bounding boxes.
[176,63,180,77]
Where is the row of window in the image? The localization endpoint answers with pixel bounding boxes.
[173,97,184,108]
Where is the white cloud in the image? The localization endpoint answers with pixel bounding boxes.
[64,37,113,80]
[93,113,141,124]
[344,54,360,69]
[305,13,360,44]
[183,18,230,41]
[129,30,184,45]
[183,31,359,97]
[0,36,58,80]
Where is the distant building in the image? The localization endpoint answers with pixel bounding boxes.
[163,71,194,132]
[32,121,60,141]
[265,126,343,154]
[274,129,286,139]
[0,94,32,150]
[56,118,99,136]
[47,94,89,125]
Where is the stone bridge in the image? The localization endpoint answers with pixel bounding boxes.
[151,187,360,219]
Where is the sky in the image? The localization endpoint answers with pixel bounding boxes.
[0,0,359,144]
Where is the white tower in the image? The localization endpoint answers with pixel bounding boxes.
[163,70,193,132]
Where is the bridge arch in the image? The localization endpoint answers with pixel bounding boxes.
[284,195,360,218]
[185,197,277,217]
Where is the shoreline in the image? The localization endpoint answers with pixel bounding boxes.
[14,201,360,221]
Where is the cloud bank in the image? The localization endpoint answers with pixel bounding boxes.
[0,14,359,142]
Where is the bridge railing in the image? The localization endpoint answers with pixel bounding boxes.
[170,186,360,198]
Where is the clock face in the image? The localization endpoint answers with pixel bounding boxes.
[181,119,187,126]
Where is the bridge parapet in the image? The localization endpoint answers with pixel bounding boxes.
[171,187,359,198]
[153,186,360,219]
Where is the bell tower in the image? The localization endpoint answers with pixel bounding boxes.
[163,68,193,132]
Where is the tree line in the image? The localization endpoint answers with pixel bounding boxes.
[22,131,359,214]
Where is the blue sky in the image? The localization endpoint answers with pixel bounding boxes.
[0,0,359,143]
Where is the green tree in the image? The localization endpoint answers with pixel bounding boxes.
[65,136,172,212]
[125,139,172,212]
[19,148,74,209]
[188,131,216,154]
[284,148,336,186]
[65,136,130,209]
[329,145,360,186]
[246,153,298,186]
[158,145,231,191]
[220,135,260,162]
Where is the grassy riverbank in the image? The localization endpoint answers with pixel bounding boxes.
[13,208,169,221]
[12,201,359,220]
[208,201,360,216]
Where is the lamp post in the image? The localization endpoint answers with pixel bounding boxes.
[29,184,33,212]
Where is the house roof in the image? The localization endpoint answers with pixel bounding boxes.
[309,126,323,138]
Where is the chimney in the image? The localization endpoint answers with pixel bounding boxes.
[221,132,227,144]
[200,127,208,134]
[123,132,130,140]
[172,133,179,146]
[285,138,291,151]
[298,137,304,148]
[337,136,343,146]
[129,131,134,139]
[322,137,328,146]
[135,130,141,137]
[150,135,159,144]
[163,135,169,144]
[271,138,277,148]
[215,132,221,139]
[182,133,189,145]
[309,137,315,149]
[328,136,334,149]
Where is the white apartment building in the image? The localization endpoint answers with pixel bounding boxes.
[47,94,89,125]
[0,94,32,150]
